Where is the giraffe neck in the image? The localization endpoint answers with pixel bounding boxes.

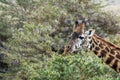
[88,34,120,72]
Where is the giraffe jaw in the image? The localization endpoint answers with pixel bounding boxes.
[71,44,83,53]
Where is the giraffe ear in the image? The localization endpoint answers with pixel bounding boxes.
[86,29,95,37]
[74,20,82,29]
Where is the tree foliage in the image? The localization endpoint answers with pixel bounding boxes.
[0,0,120,80]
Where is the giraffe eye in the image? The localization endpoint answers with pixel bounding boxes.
[79,36,84,39]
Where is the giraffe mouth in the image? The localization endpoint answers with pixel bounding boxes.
[63,45,72,53]
[64,48,78,54]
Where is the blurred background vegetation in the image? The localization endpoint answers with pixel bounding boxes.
[0,0,120,80]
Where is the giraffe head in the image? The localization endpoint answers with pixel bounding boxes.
[64,29,95,54]
[76,29,95,49]
[63,20,87,54]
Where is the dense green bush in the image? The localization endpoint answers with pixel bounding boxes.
[0,0,120,80]
[1,23,53,79]
[106,34,120,46]
[33,52,119,80]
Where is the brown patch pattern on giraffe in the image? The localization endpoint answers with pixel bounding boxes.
[89,34,120,72]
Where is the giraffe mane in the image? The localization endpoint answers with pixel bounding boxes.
[93,34,120,50]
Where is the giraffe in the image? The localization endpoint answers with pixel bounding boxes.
[63,20,120,73]
[63,20,86,55]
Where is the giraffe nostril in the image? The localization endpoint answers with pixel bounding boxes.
[66,45,72,49]
[67,45,70,48]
